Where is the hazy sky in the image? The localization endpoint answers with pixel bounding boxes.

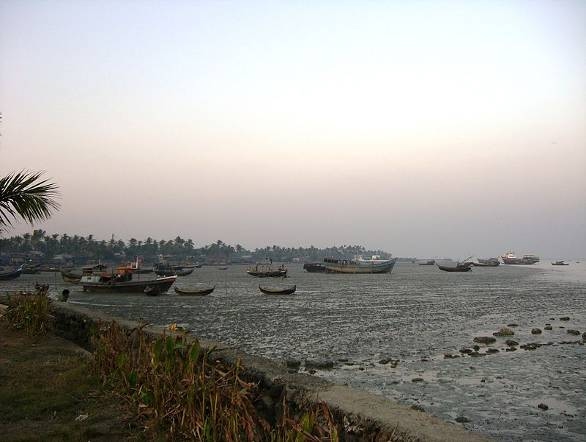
[1,1,585,258]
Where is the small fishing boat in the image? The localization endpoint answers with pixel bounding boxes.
[259,285,296,295]
[21,264,41,274]
[322,256,396,274]
[437,263,473,272]
[0,266,22,281]
[247,264,287,277]
[552,260,569,266]
[303,263,327,273]
[154,263,194,277]
[61,270,82,284]
[471,258,500,267]
[174,285,215,296]
[81,266,176,293]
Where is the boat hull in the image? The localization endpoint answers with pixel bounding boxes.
[0,268,22,281]
[247,270,287,277]
[438,265,472,272]
[322,258,397,274]
[174,286,215,296]
[82,276,176,293]
[259,285,296,295]
[303,263,327,273]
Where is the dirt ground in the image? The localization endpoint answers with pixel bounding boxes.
[0,315,141,441]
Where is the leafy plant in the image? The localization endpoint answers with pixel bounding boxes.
[3,285,53,336]
[92,321,339,441]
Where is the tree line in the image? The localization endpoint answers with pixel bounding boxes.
[0,230,391,264]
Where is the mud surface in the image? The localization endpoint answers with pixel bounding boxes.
[3,261,585,441]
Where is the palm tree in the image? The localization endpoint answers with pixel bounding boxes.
[0,171,59,230]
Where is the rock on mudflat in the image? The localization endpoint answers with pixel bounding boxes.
[567,329,581,336]
[538,403,549,411]
[486,348,499,354]
[460,348,473,354]
[505,339,519,347]
[493,327,514,337]
[583,332,586,341]
[285,359,301,370]
[455,416,470,423]
[473,336,496,344]
[411,377,424,383]
[531,328,542,334]
[544,325,553,331]
[560,316,570,321]
[304,360,334,370]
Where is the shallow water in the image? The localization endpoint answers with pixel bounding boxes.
[3,261,586,441]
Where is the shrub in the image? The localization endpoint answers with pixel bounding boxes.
[3,285,52,336]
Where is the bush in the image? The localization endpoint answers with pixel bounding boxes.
[92,321,338,441]
[3,285,53,336]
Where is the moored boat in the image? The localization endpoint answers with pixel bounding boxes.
[61,269,83,284]
[259,284,296,295]
[303,262,327,273]
[552,260,569,266]
[471,258,500,267]
[0,266,23,281]
[247,264,287,277]
[81,267,176,293]
[501,251,540,265]
[153,263,194,277]
[174,285,215,296]
[321,256,397,274]
[437,262,473,272]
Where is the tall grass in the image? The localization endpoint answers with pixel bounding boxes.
[3,285,52,336]
[93,321,339,441]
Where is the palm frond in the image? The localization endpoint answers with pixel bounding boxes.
[0,170,60,228]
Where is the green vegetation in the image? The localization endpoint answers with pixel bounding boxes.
[3,285,53,336]
[0,171,59,231]
[1,230,389,264]
[93,321,339,441]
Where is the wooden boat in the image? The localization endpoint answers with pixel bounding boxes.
[322,256,396,274]
[21,264,41,274]
[60,268,83,283]
[174,285,215,296]
[81,266,176,293]
[259,285,296,295]
[154,264,194,277]
[471,258,500,267]
[0,266,22,281]
[437,263,473,272]
[247,264,287,278]
[303,263,327,273]
[552,261,569,266]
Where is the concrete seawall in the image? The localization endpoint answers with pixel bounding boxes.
[34,299,490,441]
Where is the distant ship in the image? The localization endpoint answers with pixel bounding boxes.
[501,251,540,265]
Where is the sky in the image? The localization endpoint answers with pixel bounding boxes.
[0,0,585,258]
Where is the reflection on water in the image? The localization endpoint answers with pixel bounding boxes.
[2,262,586,441]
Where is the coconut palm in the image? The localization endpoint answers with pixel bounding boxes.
[0,170,59,230]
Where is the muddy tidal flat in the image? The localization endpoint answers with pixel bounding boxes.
[4,262,586,441]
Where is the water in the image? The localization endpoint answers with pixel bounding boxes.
[3,262,586,441]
